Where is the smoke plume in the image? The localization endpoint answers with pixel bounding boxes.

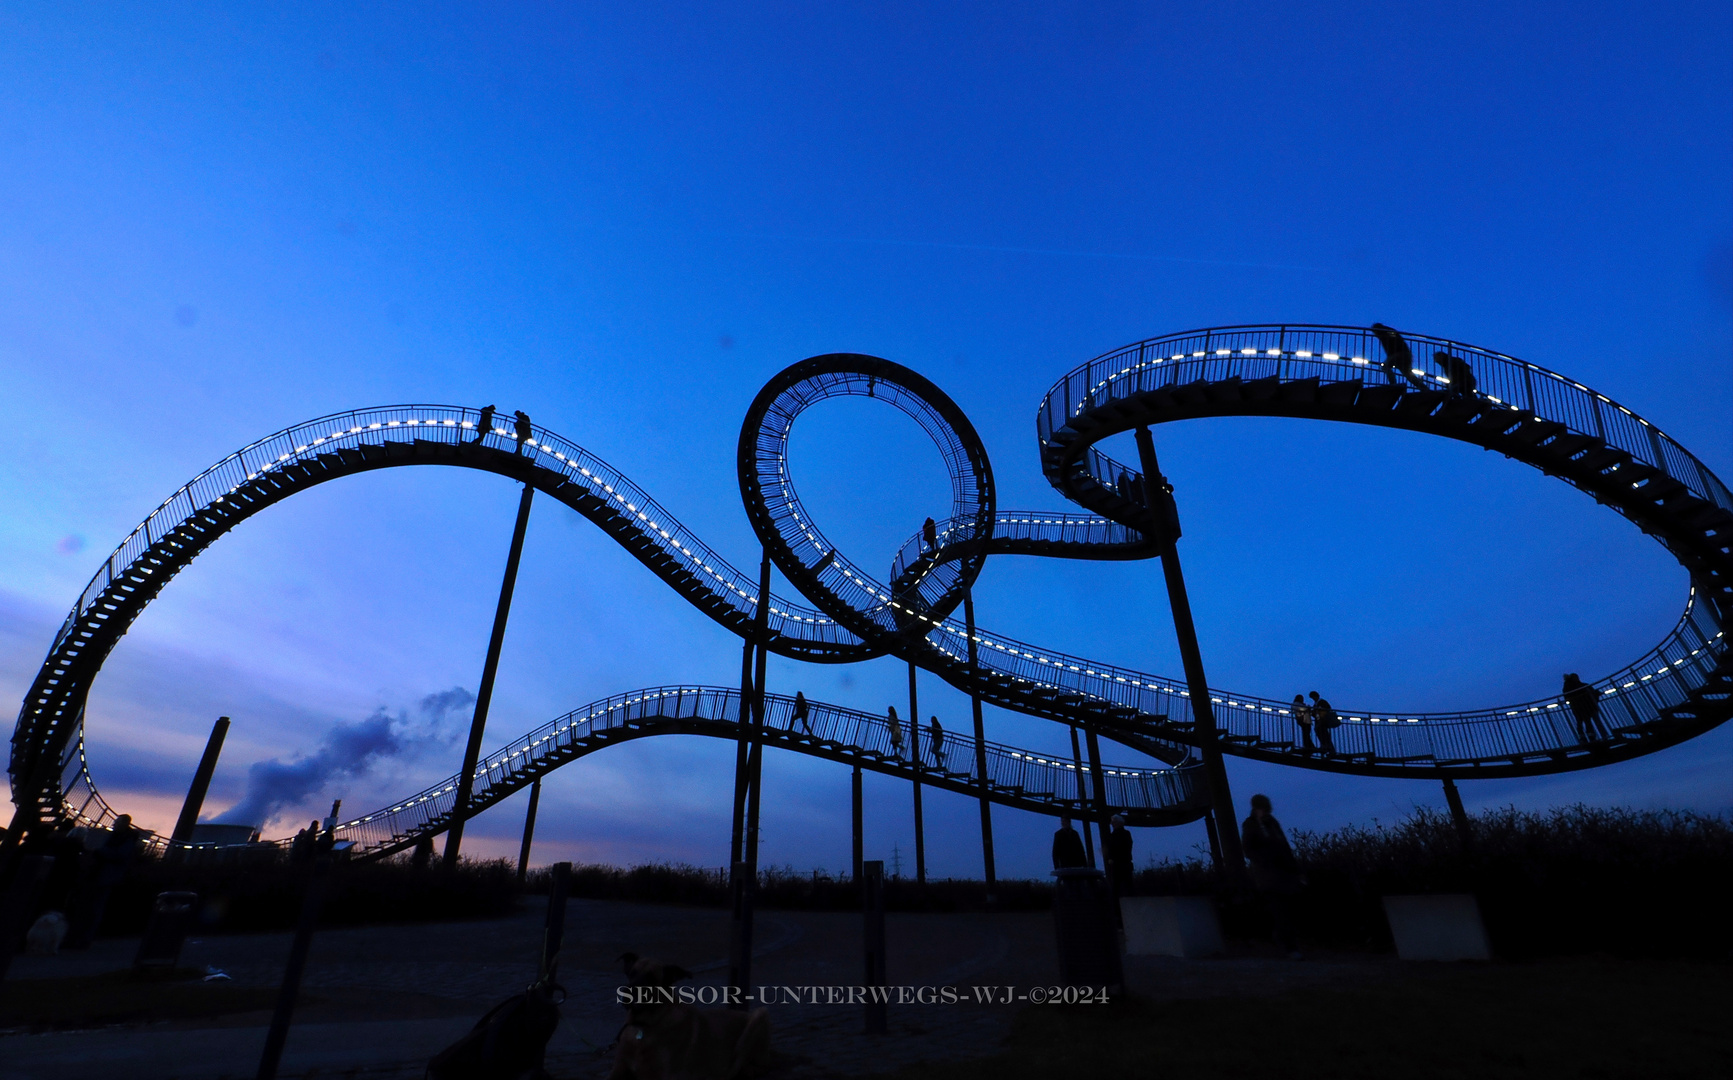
[216,687,473,829]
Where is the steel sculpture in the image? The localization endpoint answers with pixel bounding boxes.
[6,326,1729,862]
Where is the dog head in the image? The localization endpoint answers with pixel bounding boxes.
[619,952,694,1023]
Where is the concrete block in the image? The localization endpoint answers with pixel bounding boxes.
[1121,895,1225,957]
[1382,894,1491,961]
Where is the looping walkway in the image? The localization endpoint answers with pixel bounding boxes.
[10,325,1730,849]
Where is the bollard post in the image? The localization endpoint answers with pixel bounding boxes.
[862,860,886,1034]
[256,855,330,1080]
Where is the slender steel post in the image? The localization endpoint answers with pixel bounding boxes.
[907,659,926,887]
[1070,726,1095,867]
[171,716,230,845]
[1133,426,1243,873]
[851,765,863,882]
[1442,778,1473,849]
[730,553,772,1006]
[516,777,542,883]
[256,856,330,1080]
[963,591,996,905]
[445,483,535,869]
[728,634,755,871]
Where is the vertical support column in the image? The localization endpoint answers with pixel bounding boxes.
[1085,728,1112,862]
[1442,778,1472,849]
[1069,726,1095,868]
[171,716,231,845]
[728,635,755,871]
[861,859,887,1035]
[963,591,997,905]
[516,777,542,884]
[907,659,926,887]
[730,553,772,1007]
[851,765,863,882]
[445,483,535,869]
[1133,426,1243,874]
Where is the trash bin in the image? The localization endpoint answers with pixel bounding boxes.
[1050,867,1123,993]
[134,891,199,971]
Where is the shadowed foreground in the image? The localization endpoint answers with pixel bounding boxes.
[888,959,1731,1080]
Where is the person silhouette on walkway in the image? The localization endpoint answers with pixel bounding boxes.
[922,517,938,551]
[886,705,905,757]
[928,716,945,769]
[472,405,495,445]
[513,410,532,454]
[1563,673,1605,742]
[1241,794,1302,958]
[789,691,814,735]
[1309,691,1339,755]
[1052,815,1088,869]
[1372,323,1422,389]
[1292,694,1315,753]
[1434,351,1478,396]
[1106,814,1135,898]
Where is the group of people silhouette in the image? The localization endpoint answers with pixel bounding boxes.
[471,405,533,453]
[1285,675,1611,758]
[881,705,950,770]
[1289,691,1340,755]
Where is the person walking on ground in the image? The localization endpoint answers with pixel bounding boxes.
[886,706,904,757]
[1562,673,1605,742]
[1291,694,1315,753]
[513,410,532,454]
[1241,794,1303,959]
[1106,814,1135,898]
[788,691,814,735]
[1051,815,1088,869]
[1309,691,1339,755]
[472,405,496,445]
[928,716,946,770]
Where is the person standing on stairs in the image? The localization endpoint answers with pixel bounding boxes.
[928,716,945,770]
[922,517,937,551]
[1371,323,1419,389]
[1309,691,1339,755]
[513,410,532,453]
[1434,351,1478,395]
[472,404,496,445]
[1563,673,1606,742]
[887,705,905,757]
[1292,694,1315,753]
[789,691,814,735]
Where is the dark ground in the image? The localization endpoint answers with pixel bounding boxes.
[3,898,1728,1079]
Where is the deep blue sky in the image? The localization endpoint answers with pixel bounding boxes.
[2,3,1729,877]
